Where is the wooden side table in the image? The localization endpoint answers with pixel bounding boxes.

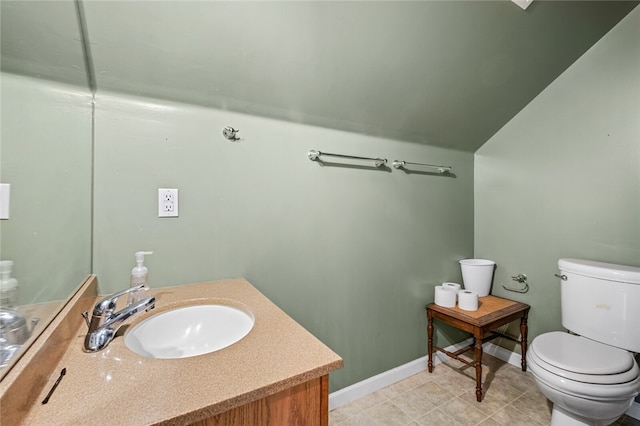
[426,295,530,402]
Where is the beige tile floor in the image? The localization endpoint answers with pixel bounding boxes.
[330,353,640,426]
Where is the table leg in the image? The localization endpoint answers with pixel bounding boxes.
[474,332,483,402]
[520,311,529,372]
[427,309,434,373]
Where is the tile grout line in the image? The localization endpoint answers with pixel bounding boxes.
[332,355,550,426]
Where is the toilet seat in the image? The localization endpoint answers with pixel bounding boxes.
[529,332,639,385]
[529,332,640,386]
[528,349,640,401]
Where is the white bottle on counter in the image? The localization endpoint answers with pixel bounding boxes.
[127,251,153,304]
[0,260,18,308]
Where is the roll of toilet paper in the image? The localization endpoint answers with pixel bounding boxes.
[442,282,461,294]
[434,286,456,308]
[458,290,479,311]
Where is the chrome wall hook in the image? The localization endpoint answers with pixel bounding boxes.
[502,273,529,293]
[222,126,241,141]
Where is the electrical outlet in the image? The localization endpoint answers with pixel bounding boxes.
[0,183,10,220]
[158,188,179,217]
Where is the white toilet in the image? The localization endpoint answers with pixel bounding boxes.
[527,259,640,426]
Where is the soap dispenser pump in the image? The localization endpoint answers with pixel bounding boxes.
[128,251,153,304]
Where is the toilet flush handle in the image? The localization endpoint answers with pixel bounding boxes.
[554,273,567,281]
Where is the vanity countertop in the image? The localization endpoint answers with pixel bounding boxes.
[21,278,343,425]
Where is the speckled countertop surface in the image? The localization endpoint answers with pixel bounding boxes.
[22,278,343,425]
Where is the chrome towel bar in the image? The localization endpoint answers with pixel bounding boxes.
[392,160,452,173]
[308,150,387,168]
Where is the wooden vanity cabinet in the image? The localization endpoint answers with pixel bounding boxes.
[192,375,329,426]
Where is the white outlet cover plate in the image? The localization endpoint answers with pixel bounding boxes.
[158,188,179,217]
[0,183,10,220]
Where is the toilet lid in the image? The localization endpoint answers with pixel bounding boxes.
[531,332,634,375]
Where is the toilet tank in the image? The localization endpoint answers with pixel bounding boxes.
[559,258,640,353]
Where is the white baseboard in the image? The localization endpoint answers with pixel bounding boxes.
[482,341,522,368]
[328,337,473,410]
[627,400,640,421]
[328,355,428,410]
[328,340,640,421]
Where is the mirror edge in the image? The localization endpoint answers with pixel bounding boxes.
[0,274,95,382]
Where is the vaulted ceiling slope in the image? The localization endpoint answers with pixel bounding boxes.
[2,1,637,152]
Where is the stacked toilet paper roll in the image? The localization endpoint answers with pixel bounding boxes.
[458,290,479,311]
[434,286,456,308]
[442,282,461,294]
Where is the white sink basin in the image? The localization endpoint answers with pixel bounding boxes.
[124,304,254,359]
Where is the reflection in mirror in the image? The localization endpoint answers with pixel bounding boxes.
[0,0,92,379]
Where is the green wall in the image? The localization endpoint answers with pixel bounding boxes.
[0,73,92,304]
[474,7,640,348]
[92,92,473,391]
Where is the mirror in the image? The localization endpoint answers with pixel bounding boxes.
[0,1,92,378]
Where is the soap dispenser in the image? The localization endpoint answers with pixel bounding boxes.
[128,251,153,304]
[0,260,18,308]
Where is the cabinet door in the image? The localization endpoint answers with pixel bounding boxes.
[193,375,329,426]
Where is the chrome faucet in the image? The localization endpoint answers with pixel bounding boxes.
[81,284,155,352]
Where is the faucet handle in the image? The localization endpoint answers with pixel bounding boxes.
[92,284,146,316]
[81,311,91,328]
